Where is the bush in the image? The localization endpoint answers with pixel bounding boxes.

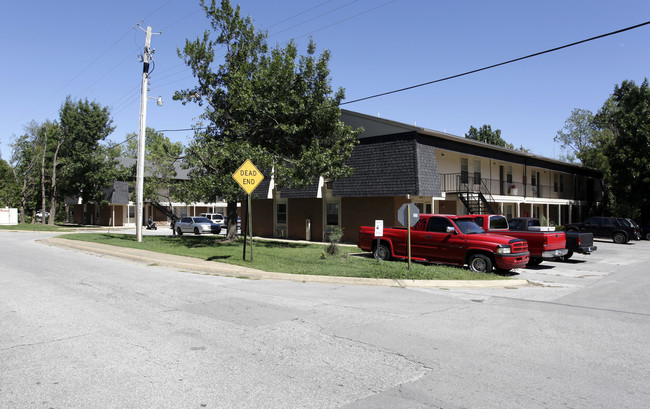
[325,226,344,256]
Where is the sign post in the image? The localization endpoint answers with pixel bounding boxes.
[374,220,383,260]
[232,159,264,262]
[398,203,420,270]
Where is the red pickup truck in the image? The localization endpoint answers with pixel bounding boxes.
[358,214,529,273]
[471,215,567,266]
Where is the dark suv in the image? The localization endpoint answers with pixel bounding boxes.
[565,216,641,244]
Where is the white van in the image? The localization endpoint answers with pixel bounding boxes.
[200,213,225,224]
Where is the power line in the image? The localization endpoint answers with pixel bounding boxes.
[295,0,397,40]
[155,19,650,133]
[340,20,650,105]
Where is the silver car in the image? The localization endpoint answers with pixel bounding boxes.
[175,217,221,235]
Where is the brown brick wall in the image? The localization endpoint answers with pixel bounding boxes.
[341,197,405,243]
[71,204,83,224]
[250,199,274,237]
[287,198,322,241]
[99,205,112,225]
[438,200,456,215]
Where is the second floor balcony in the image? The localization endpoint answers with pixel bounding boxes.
[440,173,595,201]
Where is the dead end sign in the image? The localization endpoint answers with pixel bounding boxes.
[233,159,264,195]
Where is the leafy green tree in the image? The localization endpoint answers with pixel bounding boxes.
[465,125,514,149]
[594,79,650,223]
[174,0,360,239]
[122,127,184,206]
[58,97,116,223]
[554,108,611,170]
[0,157,20,208]
[10,129,41,223]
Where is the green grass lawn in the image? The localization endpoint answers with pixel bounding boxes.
[60,233,512,281]
[0,223,73,232]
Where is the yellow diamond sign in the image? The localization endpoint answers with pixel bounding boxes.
[233,159,264,195]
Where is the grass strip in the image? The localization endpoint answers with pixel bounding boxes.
[0,223,73,232]
[60,233,511,281]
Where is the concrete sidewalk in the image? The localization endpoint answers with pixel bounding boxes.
[41,236,530,289]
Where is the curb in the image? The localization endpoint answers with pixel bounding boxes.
[40,237,530,289]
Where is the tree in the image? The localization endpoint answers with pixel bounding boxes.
[594,79,650,223]
[0,157,20,208]
[58,97,116,223]
[10,130,40,223]
[34,120,61,224]
[174,0,360,239]
[554,108,611,170]
[123,127,184,206]
[465,125,514,149]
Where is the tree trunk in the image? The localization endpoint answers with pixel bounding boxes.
[40,135,47,225]
[226,201,239,240]
[48,141,62,225]
[20,177,28,224]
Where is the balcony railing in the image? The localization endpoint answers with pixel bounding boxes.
[440,173,593,201]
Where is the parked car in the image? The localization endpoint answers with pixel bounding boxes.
[200,213,225,224]
[175,217,221,235]
[35,210,50,220]
[617,218,642,240]
[565,216,640,243]
[642,226,650,240]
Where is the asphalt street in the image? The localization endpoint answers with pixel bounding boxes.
[1,230,649,408]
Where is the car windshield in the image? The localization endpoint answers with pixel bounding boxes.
[455,219,486,234]
[193,217,211,223]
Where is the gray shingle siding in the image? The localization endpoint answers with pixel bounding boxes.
[415,143,442,197]
[333,137,420,197]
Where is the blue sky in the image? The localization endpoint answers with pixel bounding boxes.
[2,0,650,161]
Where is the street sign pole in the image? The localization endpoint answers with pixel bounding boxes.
[374,220,383,260]
[407,210,412,270]
[248,194,253,262]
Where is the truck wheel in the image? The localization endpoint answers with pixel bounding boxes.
[374,243,391,261]
[176,227,183,236]
[646,232,650,240]
[612,232,627,244]
[468,254,492,273]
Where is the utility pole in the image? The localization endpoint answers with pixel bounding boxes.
[135,24,161,242]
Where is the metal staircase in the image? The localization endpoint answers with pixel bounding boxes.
[146,201,179,222]
[458,178,496,215]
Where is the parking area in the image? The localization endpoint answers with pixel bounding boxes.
[428,238,650,303]
[518,238,648,285]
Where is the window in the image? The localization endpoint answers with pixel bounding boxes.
[460,158,469,184]
[128,205,135,219]
[489,217,509,230]
[531,172,537,186]
[602,218,615,227]
[509,219,523,230]
[559,175,564,193]
[326,203,339,226]
[554,174,558,192]
[505,204,513,220]
[427,217,453,233]
[506,165,513,184]
[276,203,287,225]
[473,159,481,184]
